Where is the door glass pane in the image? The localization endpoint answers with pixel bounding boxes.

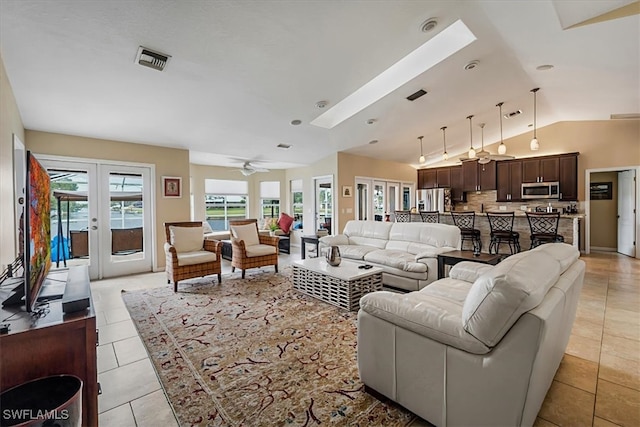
[109,172,144,262]
[317,183,332,233]
[402,186,411,210]
[48,169,90,270]
[356,183,368,220]
[374,184,384,221]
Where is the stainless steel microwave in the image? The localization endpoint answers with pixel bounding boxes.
[521,182,560,199]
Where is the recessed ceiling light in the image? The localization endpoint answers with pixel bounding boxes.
[277,143,292,149]
[536,64,554,71]
[464,60,479,71]
[290,119,302,126]
[310,19,476,129]
[420,18,438,33]
[315,101,328,109]
[369,140,379,144]
[503,109,523,119]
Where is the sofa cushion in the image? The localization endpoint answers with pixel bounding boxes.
[449,261,495,283]
[531,243,580,274]
[343,221,393,249]
[386,223,461,254]
[360,279,490,354]
[230,223,260,247]
[278,213,294,234]
[364,250,428,273]
[176,250,217,266]
[170,226,204,253]
[461,250,561,347]
[338,245,378,260]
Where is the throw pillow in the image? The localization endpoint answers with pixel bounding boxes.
[278,213,294,234]
[169,226,204,253]
[231,223,260,247]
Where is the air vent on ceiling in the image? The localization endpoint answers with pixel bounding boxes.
[135,46,171,71]
[504,109,523,119]
[277,143,292,150]
[406,89,427,101]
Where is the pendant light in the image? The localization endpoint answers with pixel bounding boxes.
[467,115,476,158]
[418,136,425,163]
[441,126,448,161]
[496,102,507,155]
[477,122,491,164]
[530,88,540,151]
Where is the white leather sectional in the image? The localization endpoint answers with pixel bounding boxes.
[319,220,461,291]
[357,243,585,426]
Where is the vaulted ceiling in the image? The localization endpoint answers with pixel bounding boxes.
[1,1,638,170]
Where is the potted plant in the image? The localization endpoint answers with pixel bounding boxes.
[269,219,279,236]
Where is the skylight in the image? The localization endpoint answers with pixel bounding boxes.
[311,19,476,129]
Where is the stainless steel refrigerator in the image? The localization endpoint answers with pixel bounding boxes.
[416,188,451,212]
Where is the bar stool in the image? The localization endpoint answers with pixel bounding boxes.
[419,210,439,223]
[450,211,482,253]
[525,212,564,249]
[394,210,412,222]
[486,212,521,255]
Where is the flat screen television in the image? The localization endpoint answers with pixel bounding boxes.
[2,151,51,312]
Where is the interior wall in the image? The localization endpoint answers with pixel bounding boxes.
[25,130,191,269]
[337,152,417,229]
[589,172,619,249]
[0,51,25,267]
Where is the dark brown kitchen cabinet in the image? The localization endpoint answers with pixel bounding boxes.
[418,169,438,189]
[450,166,466,202]
[559,154,578,201]
[436,168,451,188]
[522,157,559,183]
[462,160,496,192]
[496,160,523,202]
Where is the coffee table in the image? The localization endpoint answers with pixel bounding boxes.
[292,258,383,311]
[437,250,502,279]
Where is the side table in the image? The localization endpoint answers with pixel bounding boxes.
[437,250,502,279]
[301,235,320,259]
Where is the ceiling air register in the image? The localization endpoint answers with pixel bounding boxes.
[135,46,171,71]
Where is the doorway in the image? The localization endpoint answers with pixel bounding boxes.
[41,156,154,279]
[585,166,639,258]
[314,176,333,234]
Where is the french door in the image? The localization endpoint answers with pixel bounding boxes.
[41,157,153,279]
[314,176,333,234]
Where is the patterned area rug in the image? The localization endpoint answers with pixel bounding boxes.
[122,268,415,426]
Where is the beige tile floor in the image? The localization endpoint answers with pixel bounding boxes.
[93,249,639,426]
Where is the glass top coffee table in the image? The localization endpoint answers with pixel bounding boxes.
[292,258,383,311]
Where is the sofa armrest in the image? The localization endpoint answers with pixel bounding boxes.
[319,234,349,246]
[414,247,456,261]
[449,261,495,283]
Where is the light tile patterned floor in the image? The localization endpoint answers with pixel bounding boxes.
[93,250,639,426]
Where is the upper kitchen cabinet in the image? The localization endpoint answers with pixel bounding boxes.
[496,160,523,202]
[559,154,578,201]
[450,166,466,203]
[462,160,496,192]
[522,156,559,183]
[418,169,437,189]
[436,168,451,188]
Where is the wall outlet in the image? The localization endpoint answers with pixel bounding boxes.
[499,206,507,211]
[463,205,468,210]
[520,205,527,211]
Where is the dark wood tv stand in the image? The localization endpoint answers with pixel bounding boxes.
[0,266,98,426]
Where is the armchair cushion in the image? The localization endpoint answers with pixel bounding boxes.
[169,225,204,253]
[277,212,294,234]
[177,251,218,267]
[246,244,278,257]
[231,223,260,247]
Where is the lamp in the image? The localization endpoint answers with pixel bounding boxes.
[418,136,426,163]
[496,102,507,155]
[467,115,476,158]
[477,123,491,165]
[441,126,448,160]
[530,88,540,151]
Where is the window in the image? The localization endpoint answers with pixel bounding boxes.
[204,179,248,231]
[260,181,280,219]
[291,179,303,228]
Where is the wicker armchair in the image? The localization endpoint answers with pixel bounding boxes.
[164,221,222,292]
[229,219,279,278]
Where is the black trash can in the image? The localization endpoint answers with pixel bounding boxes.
[0,375,82,427]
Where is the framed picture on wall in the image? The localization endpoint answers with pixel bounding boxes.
[590,182,612,200]
[162,176,182,198]
[342,186,353,198]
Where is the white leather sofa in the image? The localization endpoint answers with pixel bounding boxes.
[319,220,461,291]
[357,243,585,426]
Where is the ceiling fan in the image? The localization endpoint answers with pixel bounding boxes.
[237,161,269,176]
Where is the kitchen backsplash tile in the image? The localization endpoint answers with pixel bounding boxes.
[451,190,583,214]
